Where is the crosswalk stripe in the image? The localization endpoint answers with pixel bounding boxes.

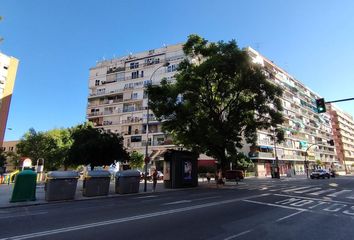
[326,190,352,197]
[282,186,312,192]
[293,187,322,193]
[308,189,336,195]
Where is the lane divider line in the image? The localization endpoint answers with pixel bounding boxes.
[0,194,269,240]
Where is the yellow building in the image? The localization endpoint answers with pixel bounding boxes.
[0,53,19,147]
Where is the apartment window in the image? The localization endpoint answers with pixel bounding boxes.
[9,147,14,151]
[143,80,152,86]
[132,93,138,99]
[132,71,139,79]
[167,64,178,72]
[131,136,142,142]
[130,62,139,69]
[3,66,8,70]
[140,71,144,78]
[95,80,100,86]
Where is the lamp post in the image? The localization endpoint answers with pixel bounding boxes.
[304,143,317,179]
[271,130,280,179]
[144,62,170,192]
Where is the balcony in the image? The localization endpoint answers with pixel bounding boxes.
[249,152,274,158]
[123,106,145,113]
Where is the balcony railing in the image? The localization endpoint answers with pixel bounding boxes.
[249,152,274,158]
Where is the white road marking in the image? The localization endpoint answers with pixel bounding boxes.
[0,194,269,240]
[326,190,352,197]
[274,193,354,205]
[276,210,305,222]
[243,199,308,211]
[308,189,336,196]
[293,187,321,193]
[282,186,312,192]
[135,195,158,199]
[162,200,192,205]
[192,196,221,201]
[224,230,253,240]
[0,211,48,220]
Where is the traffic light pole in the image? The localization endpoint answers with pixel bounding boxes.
[325,97,354,104]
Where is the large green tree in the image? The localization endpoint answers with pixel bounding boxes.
[67,123,128,169]
[16,128,71,170]
[147,35,284,171]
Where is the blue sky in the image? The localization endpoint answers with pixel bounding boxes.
[1,0,354,141]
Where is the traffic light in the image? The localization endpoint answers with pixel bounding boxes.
[316,98,326,113]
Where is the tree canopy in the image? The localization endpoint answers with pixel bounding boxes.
[147,34,284,171]
[67,123,129,169]
[16,128,71,170]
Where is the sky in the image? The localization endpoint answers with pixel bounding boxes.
[1,0,354,141]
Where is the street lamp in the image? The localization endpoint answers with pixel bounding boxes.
[304,144,317,179]
[271,130,280,179]
[144,62,170,192]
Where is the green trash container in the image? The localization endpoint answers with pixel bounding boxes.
[10,170,37,202]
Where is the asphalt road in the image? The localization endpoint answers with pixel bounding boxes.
[1,177,354,240]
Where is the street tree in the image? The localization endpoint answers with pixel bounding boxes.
[67,123,128,170]
[0,148,6,171]
[16,128,71,170]
[129,151,144,169]
[147,34,284,172]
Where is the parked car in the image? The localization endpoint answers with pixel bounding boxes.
[310,169,331,179]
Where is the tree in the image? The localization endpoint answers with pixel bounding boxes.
[5,151,21,170]
[128,151,144,169]
[0,148,6,170]
[67,123,128,170]
[16,128,71,170]
[147,34,284,172]
[230,152,253,170]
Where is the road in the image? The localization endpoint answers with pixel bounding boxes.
[1,177,354,240]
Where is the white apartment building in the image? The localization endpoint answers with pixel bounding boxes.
[87,43,338,176]
[87,44,184,160]
[246,47,337,177]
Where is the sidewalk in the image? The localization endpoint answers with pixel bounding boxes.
[0,180,175,209]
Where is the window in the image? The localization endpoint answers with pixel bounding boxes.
[95,80,100,86]
[167,64,179,72]
[130,62,139,69]
[132,93,138,99]
[140,71,144,78]
[131,136,142,142]
[3,66,8,70]
[132,71,139,79]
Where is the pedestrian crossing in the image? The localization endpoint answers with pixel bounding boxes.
[234,183,354,200]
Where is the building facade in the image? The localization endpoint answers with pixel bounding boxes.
[246,47,337,177]
[87,44,339,176]
[0,53,18,147]
[328,104,354,172]
[87,44,184,160]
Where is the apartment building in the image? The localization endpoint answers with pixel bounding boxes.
[246,47,337,177]
[87,44,184,160]
[87,44,338,177]
[328,105,354,172]
[0,53,18,147]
